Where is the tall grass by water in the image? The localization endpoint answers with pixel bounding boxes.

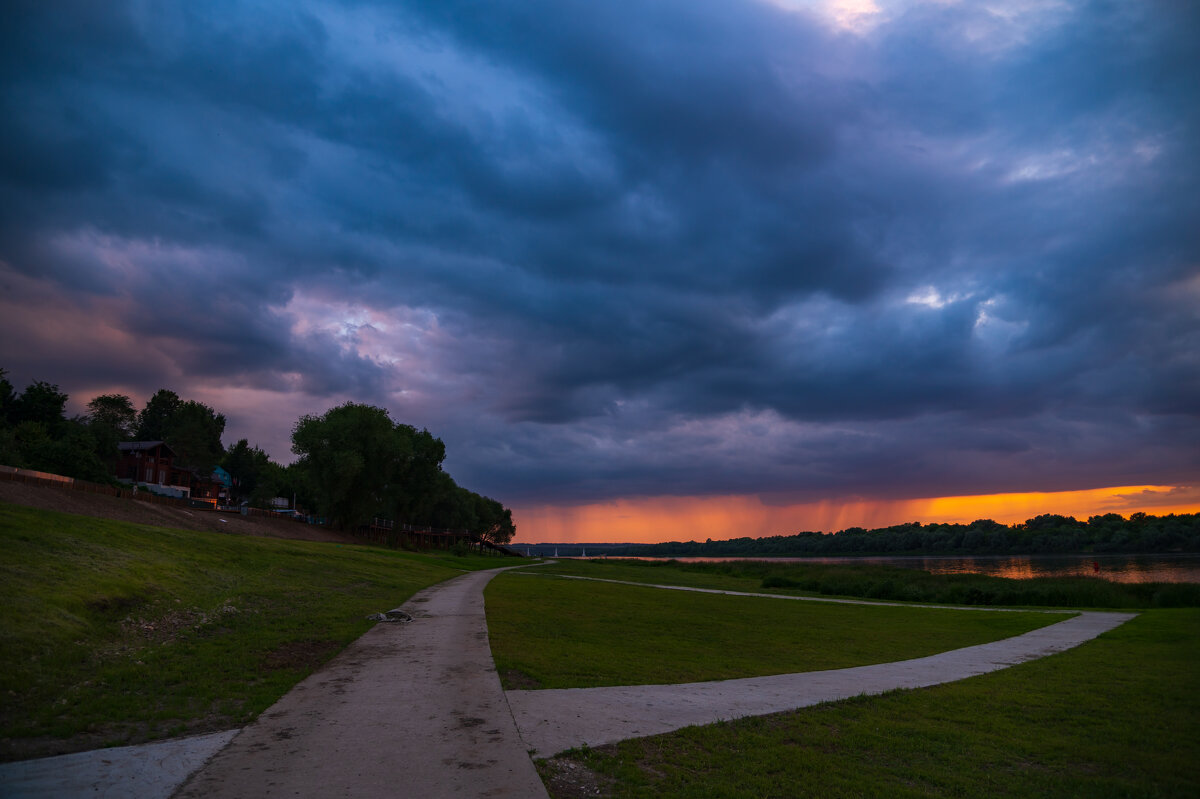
[550,558,1200,608]
[755,562,1200,607]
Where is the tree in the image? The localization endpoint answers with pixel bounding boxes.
[250,460,286,507]
[11,381,68,428]
[289,402,517,538]
[278,463,312,513]
[133,390,225,473]
[165,400,226,474]
[222,438,278,504]
[1023,514,1084,531]
[0,368,15,425]
[0,423,29,468]
[389,425,447,523]
[291,403,418,529]
[474,494,516,545]
[86,394,137,441]
[3,416,111,482]
[424,472,475,530]
[0,378,106,478]
[135,389,181,441]
[223,438,258,500]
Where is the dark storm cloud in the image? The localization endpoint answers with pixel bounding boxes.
[1,0,1197,505]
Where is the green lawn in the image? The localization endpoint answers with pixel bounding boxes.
[0,502,498,760]
[540,608,1200,798]
[540,559,793,593]
[540,558,1200,608]
[485,572,1062,689]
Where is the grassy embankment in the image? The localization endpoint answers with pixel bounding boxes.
[0,501,499,761]
[488,560,1199,798]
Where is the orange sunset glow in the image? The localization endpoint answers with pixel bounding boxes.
[513,484,1200,544]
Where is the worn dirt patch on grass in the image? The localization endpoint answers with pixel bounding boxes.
[86,594,150,615]
[114,601,244,648]
[538,754,618,799]
[261,640,343,672]
[500,669,541,690]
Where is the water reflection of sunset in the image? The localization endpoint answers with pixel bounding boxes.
[989,561,1038,581]
[513,484,1200,544]
[918,555,1200,584]
[654,555,1200,584]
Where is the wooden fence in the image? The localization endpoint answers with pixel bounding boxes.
[2,466,179,504]
[355,517,519,556]
[0,465,319,520]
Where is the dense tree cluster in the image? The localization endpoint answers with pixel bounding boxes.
[134,389,227,475]
[290,403,514,542]
[0,371,112,482]
[222,438,291,509]
[0,369,515,543]
[616,512,1200,557]
[0,370,239,487]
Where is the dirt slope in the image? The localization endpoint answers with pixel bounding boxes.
[0,481,356,544]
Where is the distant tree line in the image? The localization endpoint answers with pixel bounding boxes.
[0,368,515,544]
[611,513,1200,557]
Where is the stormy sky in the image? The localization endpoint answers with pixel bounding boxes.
[2,0,1198,540]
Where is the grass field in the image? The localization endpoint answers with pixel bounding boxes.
[540,557,1200,608]
[539,608,1200,798]
[519,561,1200,798]
[485,572,1062,689]
[0,501,498,760]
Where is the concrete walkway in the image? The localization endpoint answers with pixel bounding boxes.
[173,565,547,799]
[506,576,1136,755]
[0,730,237,799]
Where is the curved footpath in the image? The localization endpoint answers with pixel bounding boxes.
[0,566,1136,798]
[506,578,1135,755]
[174,564,548,799]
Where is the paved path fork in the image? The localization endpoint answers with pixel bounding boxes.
[506,578,1135,756]
[175,566,548,799]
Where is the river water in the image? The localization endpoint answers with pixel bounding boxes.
[607,553,1200,584]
